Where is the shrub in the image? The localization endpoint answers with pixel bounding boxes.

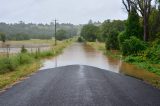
[121,36,147,55]
[144,39,160,63]
[0,57,19,73]
[18,53,34,64]
[118,31,128,49]
[105,30,119,50]
[77,36,84,42]
[0,53,35,73]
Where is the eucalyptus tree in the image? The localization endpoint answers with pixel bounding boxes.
[122,0,153,41]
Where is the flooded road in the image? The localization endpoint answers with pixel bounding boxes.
[40,43,121,73]
[40,43,160,85]
[1,43,160,105]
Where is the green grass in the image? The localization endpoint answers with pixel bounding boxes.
[0,38,76,90]
[124,56,160,76]
[0,62,41,89]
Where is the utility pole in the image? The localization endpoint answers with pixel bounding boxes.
[54,19,57,46]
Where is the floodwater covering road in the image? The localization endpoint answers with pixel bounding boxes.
[41,43,121,72]
[0,43,160,106]
[41,43,160,82]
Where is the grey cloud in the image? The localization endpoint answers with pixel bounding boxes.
[0,0,127,24]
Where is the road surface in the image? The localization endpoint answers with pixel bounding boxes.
[0,65,160,106]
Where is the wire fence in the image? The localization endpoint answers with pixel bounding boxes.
[0,44,51,57]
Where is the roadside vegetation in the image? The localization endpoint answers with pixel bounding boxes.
[80,0,160,87]
[0,38,75,90]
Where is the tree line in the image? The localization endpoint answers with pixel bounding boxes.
[0,21,79,41]
[81,0,160,64]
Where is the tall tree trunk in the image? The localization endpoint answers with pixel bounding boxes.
[143,1,150,41]
[143,13,148,41]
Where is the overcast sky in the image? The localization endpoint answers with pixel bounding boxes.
[0,0,127,25]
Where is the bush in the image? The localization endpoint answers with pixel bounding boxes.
[77,36,84,42]
[144,39,160,63]
[118,31,128,49]
[105,30,119,50]
[0,53,35,73]
[121,36,147,55]
[18,53,34,64]
[0,57,19,73]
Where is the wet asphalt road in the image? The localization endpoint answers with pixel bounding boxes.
[0,65,160,106]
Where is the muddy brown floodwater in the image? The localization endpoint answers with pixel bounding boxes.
[41,43,160,86]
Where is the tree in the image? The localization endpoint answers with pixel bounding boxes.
[125,7,142,39]
[122,0,153,41]
[149,8,160,40]
[0,22,78,40]
[99,20,125,42]
[56,29,68,40]
[0,32,6,43]
[132,0,152,41]
[88,19,93,24]
[122,0,133,13]
[81,24,98,42]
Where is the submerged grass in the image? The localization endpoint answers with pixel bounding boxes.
[0,38,75,90]
[87,42,121,58]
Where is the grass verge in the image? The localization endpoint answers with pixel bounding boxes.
[0,38,75,90]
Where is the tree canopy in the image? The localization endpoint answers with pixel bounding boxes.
[81,24,99,42]
[0,22,79,40]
